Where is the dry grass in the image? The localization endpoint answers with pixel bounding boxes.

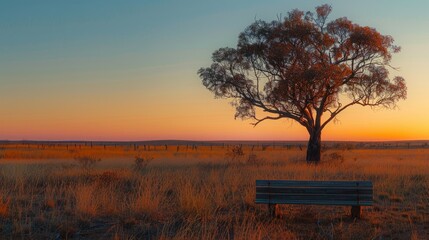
[0,143,428,239]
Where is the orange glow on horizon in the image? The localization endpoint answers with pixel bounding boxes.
[1,98,426,141]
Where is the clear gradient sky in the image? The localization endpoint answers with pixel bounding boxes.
[1,0,428,141]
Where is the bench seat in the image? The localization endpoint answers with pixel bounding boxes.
[255,180,373,218]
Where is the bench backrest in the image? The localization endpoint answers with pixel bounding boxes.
[256,180,373,206]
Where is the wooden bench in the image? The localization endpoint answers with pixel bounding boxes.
[255,180,373,219]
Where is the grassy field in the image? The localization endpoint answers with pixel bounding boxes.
[0,143,428,239]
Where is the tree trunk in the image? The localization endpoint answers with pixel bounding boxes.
[306,129,321,163]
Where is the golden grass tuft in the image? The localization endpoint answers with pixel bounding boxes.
[75,184,98,217]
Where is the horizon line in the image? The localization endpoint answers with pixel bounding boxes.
[1,139,428,143]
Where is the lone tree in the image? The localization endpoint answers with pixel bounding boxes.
[198,5,407,163]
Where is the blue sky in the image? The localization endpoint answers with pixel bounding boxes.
[1,1,428,140]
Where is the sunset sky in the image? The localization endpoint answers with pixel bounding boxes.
[1,0,428,141]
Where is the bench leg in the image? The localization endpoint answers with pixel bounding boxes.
[269,204,278,218]
[351,206,361,219]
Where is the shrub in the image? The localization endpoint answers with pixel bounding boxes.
[97,171,119,187]
[226,145,244,163]
[133,155,153,172]
[323,152,344,163]
[74,156,101,171]
[247,153,264,165]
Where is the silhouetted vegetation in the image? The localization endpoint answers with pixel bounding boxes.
[226,145,245,163]
[133,154,153,172]
[199,5,407,162]
[74,155,101,172]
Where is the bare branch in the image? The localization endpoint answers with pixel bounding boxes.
[251,115,283,127]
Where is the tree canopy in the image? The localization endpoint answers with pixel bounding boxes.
[198,5,406,162]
